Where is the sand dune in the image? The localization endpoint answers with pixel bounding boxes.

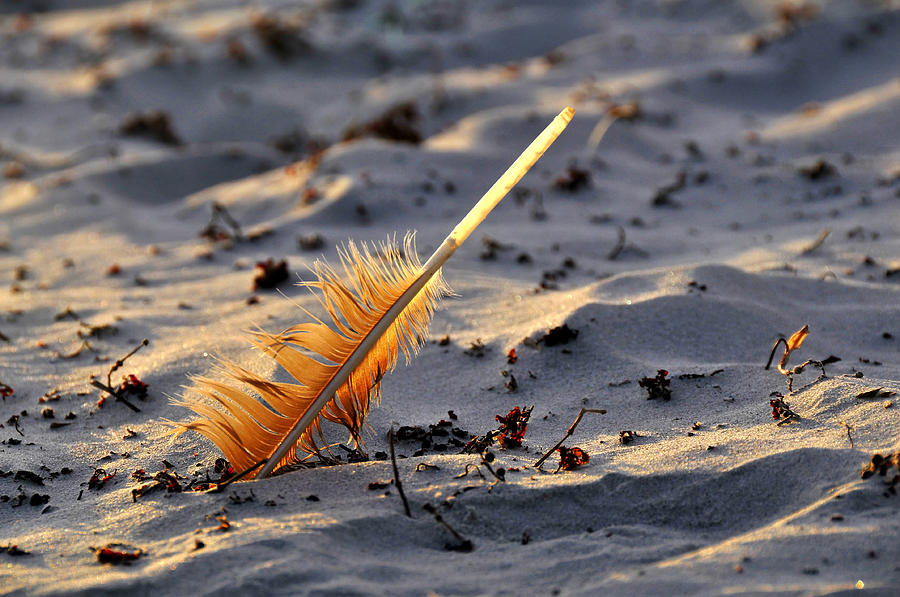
[1,1,898,595]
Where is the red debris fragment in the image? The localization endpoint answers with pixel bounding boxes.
[553,166,591,192]
[558,446,590,470]
[88,468,116,490]
[506,348,518,364]
[495,406,532,449]
[769,394,799,423]
[213,457,235,482]
[638,369,671,400]
[93,543,144,565]
[252,258,290,290]
[342,101,422,145]
[2,544,30,556]
[117,374,148,398]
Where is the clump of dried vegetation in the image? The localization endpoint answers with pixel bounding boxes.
[861,453,899,497]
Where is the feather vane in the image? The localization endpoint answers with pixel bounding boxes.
[175,234,446,476]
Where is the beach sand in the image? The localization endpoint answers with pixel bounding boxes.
[1,1,899,595]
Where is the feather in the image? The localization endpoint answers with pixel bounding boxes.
[174,106,574,479]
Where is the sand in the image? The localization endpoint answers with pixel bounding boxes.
[1,0,899,595]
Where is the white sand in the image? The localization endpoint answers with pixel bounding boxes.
[2,1,899,595]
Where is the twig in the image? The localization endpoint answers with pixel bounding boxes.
[423,503,473,552]
[200,201,243,242]
[89,380,141,413]
[607,225,626,260]
[54,340,97,360]
[534,408,607,469]
[800,227,831,255]
[8,415,23,436]
[586,110,623,152]
[390,426,412,518]
[206,458,268,492]
[784,359,826,392]
[107,339,149,389]
[455,463,485,479]
[765,337,787,370]
[89,338,150,411]
[214,202,243,239]
[839,421,854,448]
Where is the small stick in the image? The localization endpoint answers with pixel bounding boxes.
[785,359,826,392]
[765,337,787,370]
[586,113,619,152]
[423,503,473,552]
[90,380,141,412]
[839,421,854,448]
[107,339,150,389]
[206,458,268,492]
[534,408,607,469]
[90,338,149,412]
[212,202,243,240]
[55,340,97,360]
[9,415,23,436]
[455,463,485,479]
[607,225,626,260]
[390,426,412,518]
[800,227,831,255]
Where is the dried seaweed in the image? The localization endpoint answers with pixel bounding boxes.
[399,415,471,456]
[119,110,181,146]
[769,393,800,425]
[251,13,311,60]
[494,406,532,448]
[861,453,899,496]
[90,339,149,411]
[199,202,242,243]
[553,165,590,192]
[538,324,579,346]
[765,325,826,391]
[557,446,589,471]
[798,159,837,180]
[252,258,289,290]
[639,369,671,400]
[87,468,116,490]
[1,545,30,556]
[342,102,422,145]
[93,543,144,565]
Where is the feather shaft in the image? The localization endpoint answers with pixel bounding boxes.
[255,106,574,478]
